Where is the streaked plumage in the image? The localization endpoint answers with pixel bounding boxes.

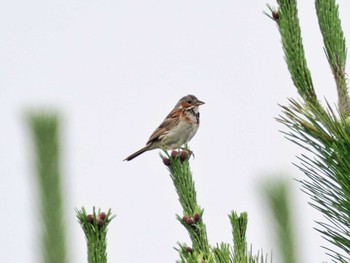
[124,95,204,161]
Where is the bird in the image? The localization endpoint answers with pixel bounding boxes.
[124,94,205,161]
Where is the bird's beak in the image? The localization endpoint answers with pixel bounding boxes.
[196,100,205,106]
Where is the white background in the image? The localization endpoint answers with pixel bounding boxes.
[1,0,350,262]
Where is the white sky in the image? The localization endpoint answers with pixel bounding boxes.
[1,0,350,262]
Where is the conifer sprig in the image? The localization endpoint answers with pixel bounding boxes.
[261,179,296,263]
[315,0,349,116]
[162,149,210,257]
[76,207,115,263]
[28,113,67,263]
[278,99,350,261]
[230,212,248,262]
[161,148,270,263]
[268,0,350,260]
[273,0,318,104]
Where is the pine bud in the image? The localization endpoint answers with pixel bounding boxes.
[86,214,94,223]
[99,212,107,220]
[185,247,193,254]
[163,157,170,166]
[186,217,195,225]
[97,218,104,228]
[180,151,189,162]
[272,11,279,20]
[193,213,200,222]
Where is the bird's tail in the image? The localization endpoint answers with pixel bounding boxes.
[123,146,150,161]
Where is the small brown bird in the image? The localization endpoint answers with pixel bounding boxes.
[124,94,204,161]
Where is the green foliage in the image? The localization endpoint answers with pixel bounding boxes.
[246,247,270,263]
[212,243,231,263]
[75,207,115,263]
[28,113,67,263]
[261,179,296,263]
[316,0,346,70]
[267,0,350,261]
[162,149,210,256]
[315,0,349,116]
[278,100,350,262]
[230,212,248,262]
[266,0,317,104]
[162,149,270,263]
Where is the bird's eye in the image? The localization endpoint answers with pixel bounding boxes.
[186,100,192,104]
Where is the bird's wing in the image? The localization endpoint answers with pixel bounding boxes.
[146,110,181,145]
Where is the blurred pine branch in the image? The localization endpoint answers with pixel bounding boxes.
[261,179,296,263]
[29,113,67,263]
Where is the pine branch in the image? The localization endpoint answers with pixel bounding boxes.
[162,149,210,258]
[212,243,231,263]
[315,0,350,116]
[76,207,115,263]
[161,149,271,263]
[268,0,350,260]
[261,179,296,263]
[28,113,67,263]
[277,100,350,261]
[229,212,248,262]
[269,0,318,105]
[247,247,271,263]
